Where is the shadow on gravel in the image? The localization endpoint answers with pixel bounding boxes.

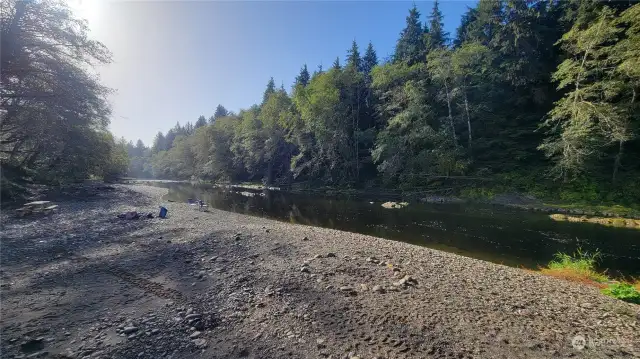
[1,189,163,271]
[1,203,477,359]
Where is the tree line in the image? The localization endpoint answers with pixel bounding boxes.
[1,0,129,199]
[132,0,640,203]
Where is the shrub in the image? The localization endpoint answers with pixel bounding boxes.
[602,283,640,304]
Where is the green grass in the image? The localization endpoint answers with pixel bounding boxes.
[541,248,609,284]
[602,283,640,304]
[540,250,640,305]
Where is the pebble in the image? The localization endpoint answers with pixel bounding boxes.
[319,349,330,356]
[580,303,593,309]
[314,254,323,259]
[393,275,417,287]
[302,236,309,241]
[372,285,385,293]
[123,327,138,334]
[193,338,208,348]
[326,252,336,258]
[189,331,202,339]
[300,267,310,273]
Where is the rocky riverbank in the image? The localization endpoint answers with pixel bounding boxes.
[1,185,638,359]
[421,193,640,220]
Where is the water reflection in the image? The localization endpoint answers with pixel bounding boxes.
[148,182,640,277]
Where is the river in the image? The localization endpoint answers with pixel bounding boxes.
[142,181,640,278]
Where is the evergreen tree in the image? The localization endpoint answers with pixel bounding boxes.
[164,123,182,149]
[295,64,310,86]
[195,115,207,128]
[464,0,504,47]
[263,77,276,103]
[135,139,146,157]
[126,140,136,157]
[126,1,640,204]
[184,121,194,136]
[540,5,634,182]
[213,104,229,121]
[361,42,378,75]
[346,40,361,70]
[454,7,478,47]
[332,57,341,70]
[394,5,425,64]
[425,0,448,50]
[152,132,167,153]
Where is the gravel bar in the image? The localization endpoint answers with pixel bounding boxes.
[1,184,638,359]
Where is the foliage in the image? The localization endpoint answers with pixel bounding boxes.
[602,283,640,304]
[100,135,130,182]
[425,0,448,51]
[295,64,310,87]
[541,249,609,284]
[394,5,425,64]
[0,0,126,197]
[539,6,632,181]
[212,105,229,123]
[540,250,640,303]
[121,2,640,207]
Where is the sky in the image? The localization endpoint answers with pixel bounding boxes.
[68,0,475,145]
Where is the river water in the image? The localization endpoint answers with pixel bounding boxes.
[145,181,640,277]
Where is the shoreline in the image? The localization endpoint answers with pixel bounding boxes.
[127,179,640,220]
[2,184,637,358]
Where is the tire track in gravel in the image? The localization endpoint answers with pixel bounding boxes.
[71,254,185,302]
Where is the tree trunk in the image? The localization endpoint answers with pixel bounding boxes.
[612,140,623,184]
[266,159,274,185]
[356,86,361,182]
[443,79,457,147]
[463,88,472,154]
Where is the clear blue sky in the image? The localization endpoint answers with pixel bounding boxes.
[73,1,475,145]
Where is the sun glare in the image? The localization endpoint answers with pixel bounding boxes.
[66,0,104,33]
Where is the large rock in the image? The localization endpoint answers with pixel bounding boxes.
[381,202,409,209]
